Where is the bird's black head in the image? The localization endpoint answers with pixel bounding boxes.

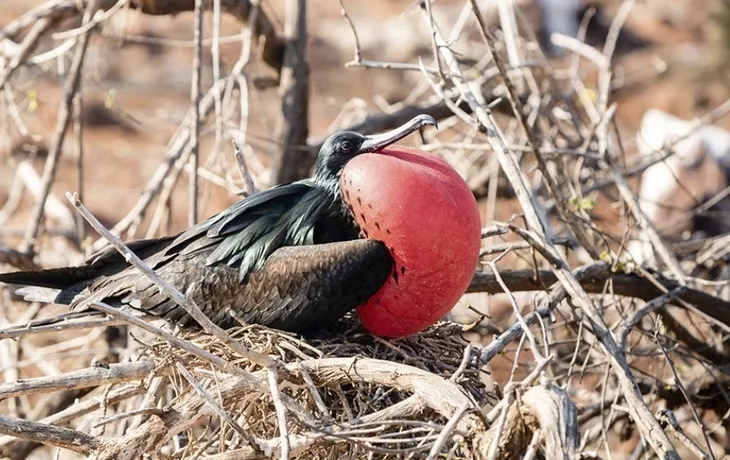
[313,114,437,186]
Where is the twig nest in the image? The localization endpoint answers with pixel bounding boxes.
[139,318,497,458]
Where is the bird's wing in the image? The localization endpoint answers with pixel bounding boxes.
[239,239,394,331]
[0,181,321,296]
[74,239,393,333]
[157,181,325,281]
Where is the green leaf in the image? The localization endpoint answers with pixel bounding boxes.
[26,89,38,113]
[104,89,116,109]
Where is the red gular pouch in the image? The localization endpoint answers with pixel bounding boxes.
[340,145,482,337]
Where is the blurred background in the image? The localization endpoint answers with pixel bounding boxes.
[2,0,729,243]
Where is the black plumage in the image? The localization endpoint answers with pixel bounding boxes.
[0,115,436,333]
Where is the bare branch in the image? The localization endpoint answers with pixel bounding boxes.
[0,414,100,455]
[271,0,310,185]
[21,5,94,255]
[0,361,155,400]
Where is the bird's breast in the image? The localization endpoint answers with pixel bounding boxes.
[340,146,482,337]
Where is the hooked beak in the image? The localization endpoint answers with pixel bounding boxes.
[358,114,438,154]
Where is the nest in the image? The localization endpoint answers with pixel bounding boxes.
[98,317,499,459]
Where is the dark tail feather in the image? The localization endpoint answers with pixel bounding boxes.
[0,236,177,291]
[0,266,100,290]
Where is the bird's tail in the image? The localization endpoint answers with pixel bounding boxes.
[0,266,99,290]
[0,266,101,305]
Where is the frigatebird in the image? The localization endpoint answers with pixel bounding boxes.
[0,114,482,337]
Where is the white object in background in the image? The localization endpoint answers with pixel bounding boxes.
[628,109,730,265]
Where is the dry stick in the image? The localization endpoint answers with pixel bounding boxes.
[657,410,712,460]
[232,137,257,196]
[472,0,597,258]
[486,387,514,460]
[654,330,716,460]
[475,264,605,364]
[220,5,258,189]
[0,170,24,228]
[0,415,100,455]
[444,4,680,457]
[72,91,85,246]
[126,376,165,431]
[619,291,676,349]
[523,431,542,460]
[338,0,362,64]
[297,367,331,421]
[358,396,425,425]
[8,159,76,243]
[21,7,93,255]
[547,98,730,213]
[271,0,310,185]
[267,367,290,460]
[174,362,253,443]
[0,387,144,456]
[144,151,189,238]
[472,268,730,364]
[0,318,20,419]
[92,408,165,429]
[0,361,154,400]
[489,256,543,361]
[94,356,475,459]
[521,383,579,458]
[189,0,204,226]
[450,344,474,382]
[210,0,224,163]
[296,358,481,430]
[598,0,635,114]
[10,161,77,238]
[425,402,469,459]
[0,316,126,340]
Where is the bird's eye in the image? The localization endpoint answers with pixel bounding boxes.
[340,141,353,154]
